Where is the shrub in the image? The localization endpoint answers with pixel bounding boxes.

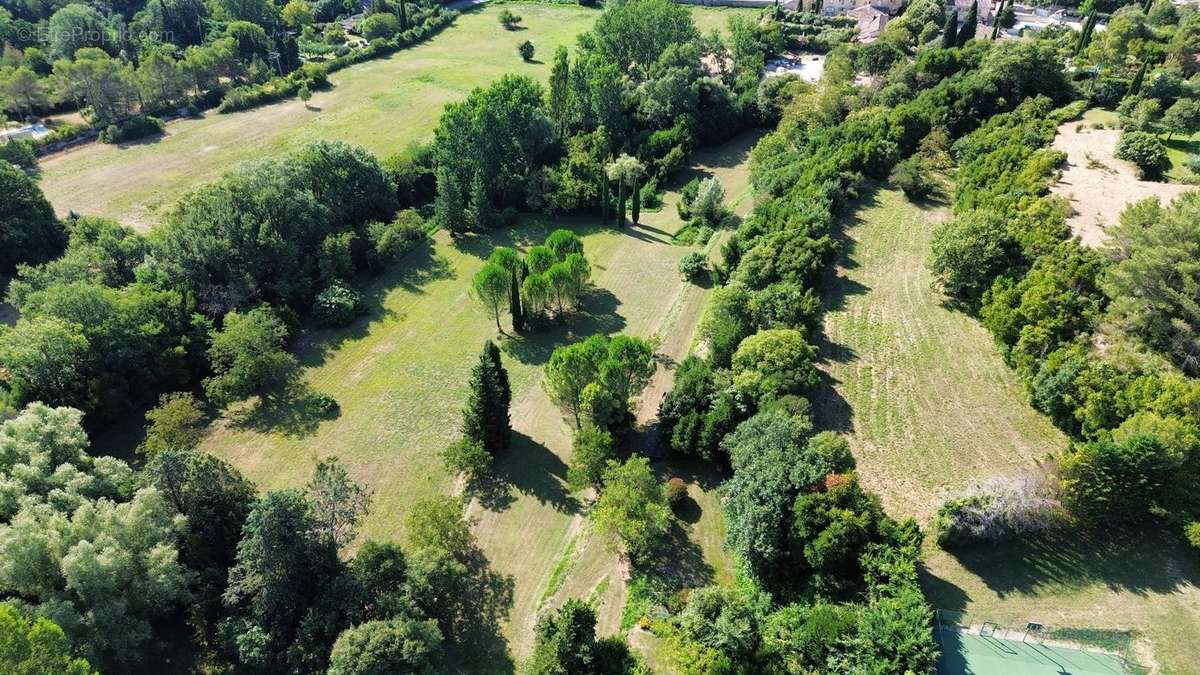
[678,251,707,281]
[361,12,401,40]
[666,477,687,506]
[312,280,363,326]
[932,471,1064,548]
[1186,153,1200,175]
[367,209,426,268]
[519,40,535,62]
[890,156,932,199]
[1061,435,1173,525]
[440,438,492,482]
[1186,521,1200,551]
[498,8,521,29]
[98,115,164,144]
[1115,130,1169,180]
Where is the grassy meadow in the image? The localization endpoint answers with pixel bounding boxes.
[815,184,1200,673]
[36,3,753,230]
[199,132,758,664]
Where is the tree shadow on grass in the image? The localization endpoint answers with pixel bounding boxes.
[450,213,611,260]
[297,240,454,369]
[230,378,339,438]
[499,287,626,366]
[444,545,517,675]
[479,430,580,515]
[926,528,1200,609]
[643,513,714,591]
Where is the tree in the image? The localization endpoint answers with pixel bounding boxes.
[1128,61,1148,97]
[590,0,698,76]
[0,316,92,411]
[731,329,820,403]
[406,496,474,561]
[327,617,443,675]
[0,606,94,675]
[941,12,958,50]
[462,340,512,455]
[592,456,671,561]
[472,263,511,334]
[1103,193,1200,374]
[566,424,615,491]
[956,0,977,47]
[519,40,535,62]
[927,211,1016,303]
[1162,98,1200,141]
[441,438,492,483]
[203,306,297,408]
[223,490,340,670]
[299,82,312,108]
[489,247,525,332]
[306,457,372,550]
[548,45,571,135]
[47,4,114,59]
[139,392,206,456]
[282,0,314,27]
[527,599,636,675]
[544,334,653,429]
[0,66,48,118]
[546,229,585,260]
[0,163,65,273]
[605,154,646,226]
[1061,435,1172,524]
[362,12,400,40]
[141,449,256,640]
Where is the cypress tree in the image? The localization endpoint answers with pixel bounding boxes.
[463,341,511,455]
[957,1,977,47]
[616,178,627,227]
[599,174,609,223]
[1129,61,1147,97]
[631,173,641,225]
[942,12,958,50]
[509,264,524,332]
[398,0,407,30]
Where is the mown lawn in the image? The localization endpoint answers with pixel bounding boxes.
[815,184,1200,674]
[36,3,754,230]
[200,132,758,666]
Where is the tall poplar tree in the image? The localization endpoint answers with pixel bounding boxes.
[548,46,571,136]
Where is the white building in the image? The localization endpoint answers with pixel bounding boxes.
[951,0,995,24]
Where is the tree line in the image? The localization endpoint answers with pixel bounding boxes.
[642,32,1075,672]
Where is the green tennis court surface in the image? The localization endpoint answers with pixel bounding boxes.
[937,630,1128,675]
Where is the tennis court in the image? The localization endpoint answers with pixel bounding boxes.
[937,629,1128,675]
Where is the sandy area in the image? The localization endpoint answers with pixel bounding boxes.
[1050,121,1195,247]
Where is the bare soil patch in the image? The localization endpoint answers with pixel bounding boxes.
[1050,121,1194,247]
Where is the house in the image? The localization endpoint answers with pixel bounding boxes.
[848,4,890,41]
[802,0,902,17]
[951,0,994,24]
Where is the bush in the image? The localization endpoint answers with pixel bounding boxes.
[890,156,932,200]
[0,140,37,168]
[312,280,363,326]
[666,477,687,506]
[678,252,707,281]
[498,8,521,29]
[367,209,426,268]
[519,40,535,62]
[1186,521,1200,551]
[932,471,1064,549]
[1115,130,1170,180]
[98,115,164,144]
[361,12,401,40]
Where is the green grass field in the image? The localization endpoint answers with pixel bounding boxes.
[816,184,1200,674]
[200,132,756,665]
[1080,107,1198,183]
[36,3,753,230]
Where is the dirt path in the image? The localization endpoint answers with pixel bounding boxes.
[1050,121,1194,247]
